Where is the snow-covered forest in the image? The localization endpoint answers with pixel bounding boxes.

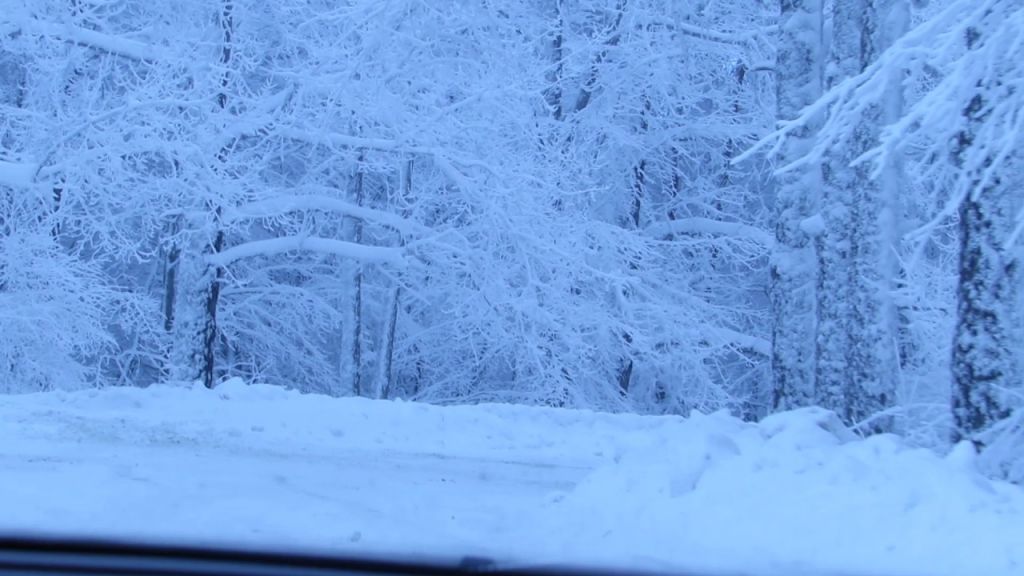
[0,0,1020,480]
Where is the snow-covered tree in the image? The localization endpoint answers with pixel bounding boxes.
[0,0,782,420]
[755,0,1023,476]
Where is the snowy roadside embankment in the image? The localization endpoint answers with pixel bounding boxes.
[1,381,1021,576]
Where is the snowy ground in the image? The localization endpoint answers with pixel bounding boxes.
[1,381,1021,576]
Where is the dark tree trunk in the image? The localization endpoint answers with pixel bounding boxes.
[196,0,234,388]
[200,228,226,388]
[950,26,1017,447]
[951,187,1016,446]
[544,0,565,123]
[350,153,366,396]
[162,217,182,332]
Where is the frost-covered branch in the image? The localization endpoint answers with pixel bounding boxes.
[224,195,429,236]
[208,237,405,267]
[641,16,768,48]
[277,127,409,154]
[26,19,162,61]
[714,327,771,356]
[645,218,773,247]
[739,0,1013,176]
[741,0,1024,244]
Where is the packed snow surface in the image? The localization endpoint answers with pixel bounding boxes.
[1,381,1022,576]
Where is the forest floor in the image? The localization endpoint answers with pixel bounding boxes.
[0,380,1021,576]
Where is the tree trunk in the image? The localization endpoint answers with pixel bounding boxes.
[348,152,366,396]
[849,0,907,433]
[815,0,903,430]
[770,0,824,411]
[544,0,565,123]
[952,191,1015,446]
[162,216,182,333]
[951,43,1017,445]
[815,0,861,415]
[194,0,233,388]
[376,159,413,400]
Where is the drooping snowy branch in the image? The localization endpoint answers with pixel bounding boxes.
[741,0,1024,248]
[645,218,773,247]
[208,237,405,268]
[743,0,1019,181]
[25,19,162,61]
[224,195,429,237]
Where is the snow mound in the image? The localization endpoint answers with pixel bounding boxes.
[0,384,1021,576]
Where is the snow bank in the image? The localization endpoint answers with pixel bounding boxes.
[0,383,1021,576]
[540,408,1024,575]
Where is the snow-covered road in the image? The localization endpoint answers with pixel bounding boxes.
[2,439,586,558]
[1,381,1022,576]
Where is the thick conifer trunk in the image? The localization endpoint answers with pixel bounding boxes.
[816,0,903,430]
[771,0,824,410]
[950,26,1017,447]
